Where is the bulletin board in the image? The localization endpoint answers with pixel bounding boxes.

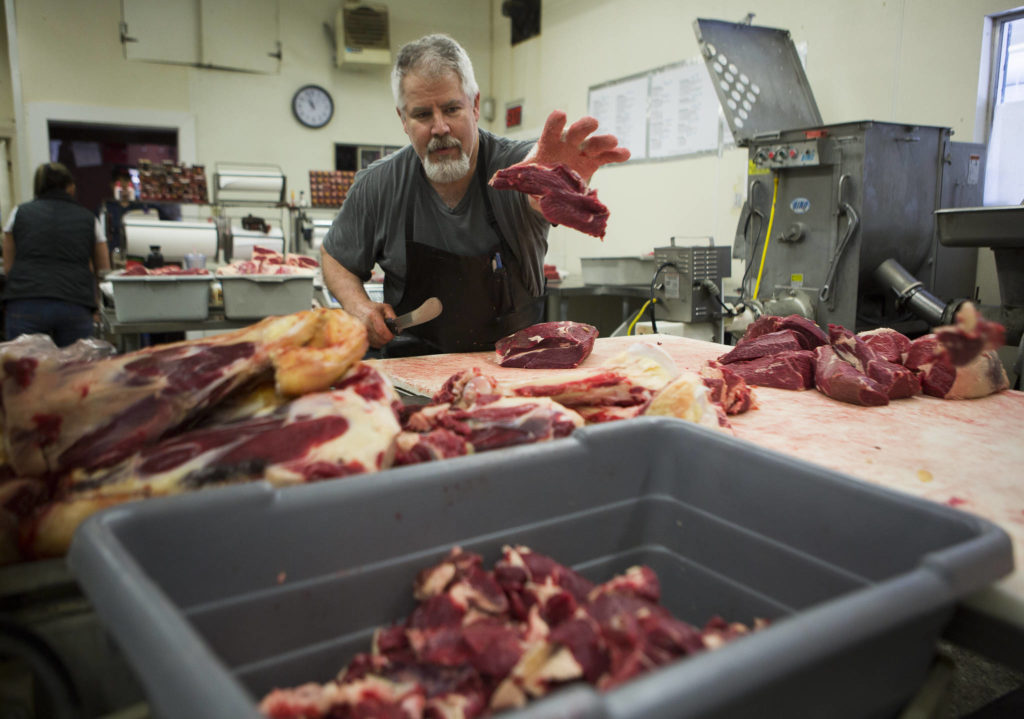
[587,57,724,162]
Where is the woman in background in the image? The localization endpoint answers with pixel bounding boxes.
[2,162,110,346]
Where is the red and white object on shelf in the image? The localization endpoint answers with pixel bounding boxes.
[216,246,319,276]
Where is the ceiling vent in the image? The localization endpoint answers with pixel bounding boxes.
[335,2,391,68]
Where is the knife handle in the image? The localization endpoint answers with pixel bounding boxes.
[385,317,399,335]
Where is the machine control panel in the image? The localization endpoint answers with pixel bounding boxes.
[752,139,821,169]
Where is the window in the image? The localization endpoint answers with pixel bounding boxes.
[983,11,1024,205]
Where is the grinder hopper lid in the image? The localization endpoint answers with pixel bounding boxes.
[694,18,823,146]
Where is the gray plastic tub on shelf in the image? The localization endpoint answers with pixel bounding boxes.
[67,417,1012,719]
[219,274,314,319]
[107,272,212,322]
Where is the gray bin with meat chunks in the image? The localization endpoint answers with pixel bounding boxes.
[67,416,1012,719]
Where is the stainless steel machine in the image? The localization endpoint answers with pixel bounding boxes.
[694,18,987,337]
[651,240,731,323]
[738,121,984,335]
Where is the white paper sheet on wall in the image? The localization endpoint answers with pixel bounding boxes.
[648,61,720,158]
[588,74,649,161]
[588,55,730,162]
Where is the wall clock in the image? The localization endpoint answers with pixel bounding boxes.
[292,84,334,128]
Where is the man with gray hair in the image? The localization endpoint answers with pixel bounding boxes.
[321,33,629,356]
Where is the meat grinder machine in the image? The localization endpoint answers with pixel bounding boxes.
[695,18,987,337]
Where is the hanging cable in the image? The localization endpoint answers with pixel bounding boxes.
[751,173,779,301]
[627,299,653,336]
[647,261,680,336]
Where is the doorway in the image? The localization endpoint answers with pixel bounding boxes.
[46,122,178,216]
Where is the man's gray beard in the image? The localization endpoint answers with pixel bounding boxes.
[423,140,471,183]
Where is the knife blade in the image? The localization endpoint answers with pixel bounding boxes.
[385,297,443,335]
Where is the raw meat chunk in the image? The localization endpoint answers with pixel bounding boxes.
[934,302,1006,366]
[495,321,598,369]
[403,396,584,453]
[393,428,472,466]
[813,345,889,406]
[857,327,912,364]
[717,329,809,364]
[699,364,757,415]
[489,163,609,238]
[713,350,817,391]
[828,325,920,400]
[259,546,765,719]
[905,335,1009,399]
[739,314,827,348]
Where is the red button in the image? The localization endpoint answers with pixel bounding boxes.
[789,149,797,158]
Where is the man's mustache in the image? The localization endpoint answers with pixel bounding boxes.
[427,136,462,153]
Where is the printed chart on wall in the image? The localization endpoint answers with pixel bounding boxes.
[588,58,724,162]
[588,74,649,161]
[648,60,720,158]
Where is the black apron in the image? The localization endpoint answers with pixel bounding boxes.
[386,137,545,356]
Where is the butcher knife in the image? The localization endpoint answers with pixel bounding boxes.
[385,297,443,334]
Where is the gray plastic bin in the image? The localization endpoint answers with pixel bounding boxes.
[107,272,212,322]
[67,417,1013,719]
[219,274,314,319]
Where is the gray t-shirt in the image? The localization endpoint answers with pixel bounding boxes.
[322,130,549,306]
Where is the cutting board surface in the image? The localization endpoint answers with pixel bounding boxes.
[371,335,1024,597]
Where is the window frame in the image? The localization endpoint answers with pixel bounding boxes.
[981,8,1024,145]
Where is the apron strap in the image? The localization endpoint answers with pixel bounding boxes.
[474,133,518,264]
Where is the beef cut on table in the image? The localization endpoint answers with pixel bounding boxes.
[739,314,828,348]
[259,546,765,719]
[712,308,1007,407]
[494,321,598,369]
[826,325,921,401]
[489,163,610,239]
[905,336,1009,399]
[397,396,584,465]
[710,314,825,391]
[712,350,817,391]
[813,345,890,407]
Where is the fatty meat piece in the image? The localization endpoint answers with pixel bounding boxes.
[0,309,367,478]
[20,364,402,559]
[500,345,677,412]
[934,302,1006,366]
[644,371,730,431]
[904,335,1009,399]
[489,163,610,238]
[494,321,598,369]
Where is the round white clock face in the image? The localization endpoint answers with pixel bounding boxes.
[292,85,334,128]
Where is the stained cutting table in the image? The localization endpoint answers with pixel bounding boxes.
[370,334,1024,668]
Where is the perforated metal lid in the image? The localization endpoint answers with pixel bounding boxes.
[694,18,823,145]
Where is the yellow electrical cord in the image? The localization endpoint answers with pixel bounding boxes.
[752,173,779,301]
[627,299,654,336]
